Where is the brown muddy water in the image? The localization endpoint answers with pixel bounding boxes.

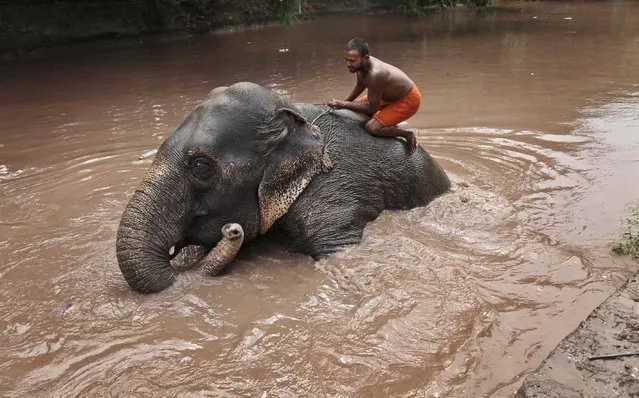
[1,1,639,397]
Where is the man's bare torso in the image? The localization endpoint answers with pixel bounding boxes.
[358,56,415,103]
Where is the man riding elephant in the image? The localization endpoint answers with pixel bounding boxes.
[328,37,422,154]
[116,82,450,293]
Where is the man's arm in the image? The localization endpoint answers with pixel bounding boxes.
[344,75,365,102]
[328,73,384,115]
[336,82,381,116]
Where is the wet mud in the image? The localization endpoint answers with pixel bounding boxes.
[518,272,639,397]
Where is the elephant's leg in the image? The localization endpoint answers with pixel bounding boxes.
[198,223,244,276]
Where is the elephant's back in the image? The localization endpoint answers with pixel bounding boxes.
[276,104,451,257]
[296,104,451,208]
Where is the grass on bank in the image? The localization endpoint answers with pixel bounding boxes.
[613,203,639,258]
[399,0,490,15]
[274,0,490,26]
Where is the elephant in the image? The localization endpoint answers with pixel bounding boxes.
[116,82,451,294]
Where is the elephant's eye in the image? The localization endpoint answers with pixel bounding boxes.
[189,156,215,181]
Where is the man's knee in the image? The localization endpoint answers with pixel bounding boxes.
[365,118,382,134]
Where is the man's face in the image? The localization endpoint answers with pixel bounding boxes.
[344,50,367,73]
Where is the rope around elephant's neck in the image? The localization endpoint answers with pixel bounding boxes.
[310,106,335,128]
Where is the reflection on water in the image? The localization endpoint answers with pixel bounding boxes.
[1,1,638,396]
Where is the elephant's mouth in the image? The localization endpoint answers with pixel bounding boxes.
[168,240,188,261]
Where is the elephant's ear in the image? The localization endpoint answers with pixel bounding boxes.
[258,108,332,235]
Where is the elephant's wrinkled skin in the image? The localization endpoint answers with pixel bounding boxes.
[116,82,451,293]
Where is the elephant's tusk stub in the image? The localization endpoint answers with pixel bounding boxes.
[199,223,244,276]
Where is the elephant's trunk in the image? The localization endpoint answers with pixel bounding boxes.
[200,223,244,276]
[116,178,188,294]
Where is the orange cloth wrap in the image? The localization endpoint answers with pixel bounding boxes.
[359,85,422,127]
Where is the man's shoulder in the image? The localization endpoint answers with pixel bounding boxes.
[369,65,389,83]
[371,56,394,68]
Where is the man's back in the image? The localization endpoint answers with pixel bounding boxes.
[360,56,415,102]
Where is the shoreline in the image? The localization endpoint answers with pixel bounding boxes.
[0,0,398,61]
[517,267,639,397]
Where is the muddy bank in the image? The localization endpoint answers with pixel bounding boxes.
[517,267,639,397]
[0,0,395,59]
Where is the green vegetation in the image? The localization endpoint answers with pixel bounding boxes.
[1,0,496,58]
[272,0,490,27]
[612,203,639,258]
[273,0,302,27]
[399,0,490,15]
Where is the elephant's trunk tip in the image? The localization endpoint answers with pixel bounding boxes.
[201,223,245,276]
[222,223,244,240]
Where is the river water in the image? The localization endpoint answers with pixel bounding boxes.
[1,1,638,396]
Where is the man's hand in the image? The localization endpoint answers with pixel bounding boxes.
[327,99,344,109]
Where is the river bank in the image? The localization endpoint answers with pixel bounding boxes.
[517,266,639,397]
[0,0,398,60]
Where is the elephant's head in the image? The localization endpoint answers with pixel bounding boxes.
[116,82,331,293]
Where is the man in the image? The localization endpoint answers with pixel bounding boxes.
[328,37,422,155]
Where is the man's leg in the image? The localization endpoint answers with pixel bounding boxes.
[365,118,417,155]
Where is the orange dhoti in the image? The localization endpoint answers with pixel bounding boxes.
[358,85,422,127]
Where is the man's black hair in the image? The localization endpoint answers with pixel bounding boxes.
[345,38,369,57]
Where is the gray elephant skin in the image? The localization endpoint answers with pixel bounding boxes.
[116,82,451,293]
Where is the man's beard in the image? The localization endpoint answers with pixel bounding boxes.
[348,66,360,73]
